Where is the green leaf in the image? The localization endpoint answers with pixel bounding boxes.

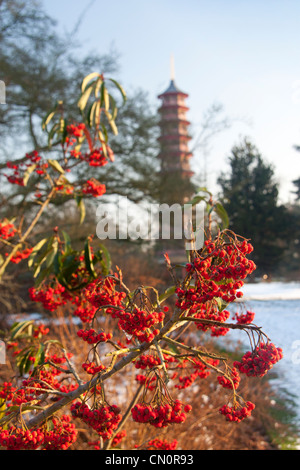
[75,196,86,224]
[62,231,72,253]
[10,321,34,340]
[42,110,56,131]
[78,85,93,111]
[59,118,67,143]
[196,187,213,197]
[28,238,48,268]
[94,77,103,98]
[108,78,127,103]
[45,244,58,268]
[53,251,62,276]
[100,83,110,111]
[79,199,86,225]
[18,349,34,375]
[33,343,45,368]
[42,100,63,131]
[23,164,37,187]
[60,253,80,282]
[214,202,229,229]
[47,122,60,147]
[158,286,176,304]
[109,95,118,121]
[185,195,207,207]
[0,401,7,426]
[86,101,97,127]
[34,265,53,287]
[32,236,56,279]
[99,130,108,158]
[104,110,118,135]
[33,251,51,278]
[215,297,229,312]
[81,72,101,93]
[48,159,65,175]
[84,239,97,278]
[95,243,111,275]
[44,339,65,349]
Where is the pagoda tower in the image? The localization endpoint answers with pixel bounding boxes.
[155,64,195,263]
[157,66,194,206]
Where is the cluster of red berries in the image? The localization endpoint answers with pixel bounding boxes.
[88,430,126,449]
[29,282,71,312]
[5,150,49,187]
[7,352,76,404]
[33,324,50,337]
[71,401,122,440]
[174,371,200,389]
[46,352,73,366]
[9,247,33,264]
[42,415,77,450]
[65,123,114,165]
[233,310,255,324]
[22,369,62,398]
[28,274,126,325]
[0,426,45,450]
[83,277,127,311]
[82,179,106,197]
[1,382,39,406]
[134,354,161,370]
[28,254,91,313]
[83,148,108,167]
[219,401,255,423]
[54,182,74,195]
[135,374,156,391]
[146,438,178,450]
[77,328,112,344]
[174,357,218,389]
[0,415,77,450]
[233,342,283,378]
[192,304,230,336]
[176,238,256,311]
[0,220,17,239]
[211,326,230,337]
[111,307,164,343]
[66,123,86,138]
[131,400,192,428]
[217,367,241,390]
[82,361,106,375]
[73,303,97,323]
[111,430,126,447]
[0,382,16,401]
[71,276,126,323]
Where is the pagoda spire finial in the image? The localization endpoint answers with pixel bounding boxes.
[170,54,175,81]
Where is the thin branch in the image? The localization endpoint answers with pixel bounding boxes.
[104,384,144,450]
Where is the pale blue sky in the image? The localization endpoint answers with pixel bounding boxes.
[42,0,300,202]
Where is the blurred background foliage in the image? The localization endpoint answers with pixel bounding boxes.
[0,0,300,317]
